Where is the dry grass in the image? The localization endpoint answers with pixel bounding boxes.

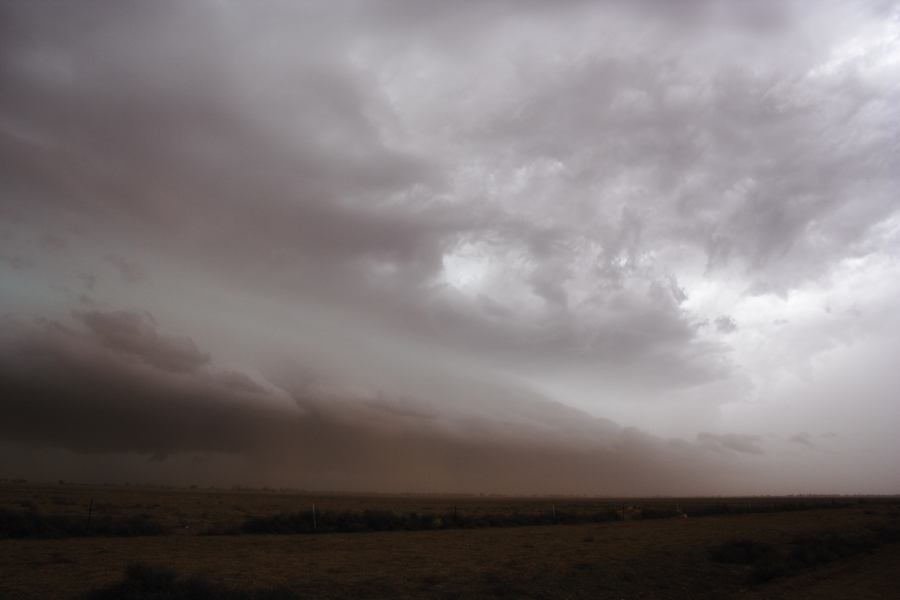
[0,482,897,599]
[0,482,855,535]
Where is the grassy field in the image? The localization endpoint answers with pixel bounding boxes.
[1,482,898,599]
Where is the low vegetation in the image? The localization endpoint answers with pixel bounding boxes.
[2,483,898,599]
[230,499,854,536]
[85,563,298,600]
[234,507,621,535]
[709,523,900,583]
[0,507,166,539]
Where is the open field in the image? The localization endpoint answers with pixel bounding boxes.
[1,482,898,599]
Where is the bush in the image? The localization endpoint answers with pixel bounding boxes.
[788,531,876,567]
[710,528,892,584]
[709,539,776,565]
[236,507,628,536]
[872,524,900,543]
[640,508,681,520]
[85,563,299,599]
[0,508,166,539]
[230,499,867,537]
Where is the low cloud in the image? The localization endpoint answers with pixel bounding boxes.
[789,432,815,448]
[0,311,759,495]
[76,310,210,373]
[697,432,764,455]
[104,255,147,284]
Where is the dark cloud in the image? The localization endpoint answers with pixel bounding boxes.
[75,310,209,373]
[0,0,898,493]
[0,313,756,494]
[0,316,287,458]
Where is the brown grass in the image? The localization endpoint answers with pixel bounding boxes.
[0,482,897,599]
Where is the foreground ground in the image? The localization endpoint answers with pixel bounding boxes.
[0,483,898,599]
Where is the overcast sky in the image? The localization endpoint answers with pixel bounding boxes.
[1,0,899,494]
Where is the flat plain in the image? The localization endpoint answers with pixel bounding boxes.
[1,482,898,599]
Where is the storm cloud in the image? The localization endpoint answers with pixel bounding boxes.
[1,0,899,493]
[0,310,754,495]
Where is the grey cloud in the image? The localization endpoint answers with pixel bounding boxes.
[0,313,755,495]
[450,3,898,290]
[697,432,764,455]
[715,316,738,333]
[0,0,727,390]
[105,254,146,284]
[0,0,898,493]
[75,309,210,373]
[216,370,271,396]
[1,254,31,270]
[39,234,67,251]
[0,316,292,458]
[789,432,815,448]
[77,272,97,291]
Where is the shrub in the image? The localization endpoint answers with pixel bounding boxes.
[85,563,299,599]
[872,524,900,543]
[708,539,776,565]
[710,528,891,584]
[0,508,166,539]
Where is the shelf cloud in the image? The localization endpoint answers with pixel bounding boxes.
[1,0,898,493]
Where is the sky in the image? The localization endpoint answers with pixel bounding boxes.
[1,0,899,495]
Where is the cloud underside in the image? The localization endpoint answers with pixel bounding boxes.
[0,312,753,495]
